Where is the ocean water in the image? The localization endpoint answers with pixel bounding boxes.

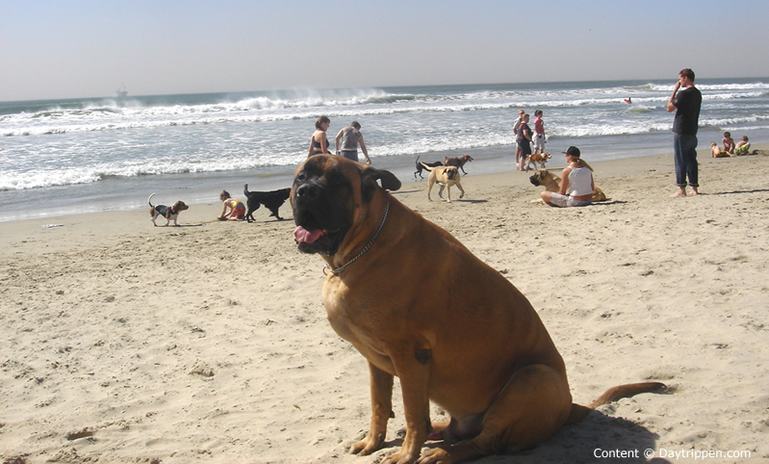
[1,78,768,221]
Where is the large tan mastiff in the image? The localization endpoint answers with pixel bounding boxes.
[290,155,665,463]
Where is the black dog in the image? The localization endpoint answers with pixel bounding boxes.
[243,185,291,222]
[414,155,444,179]
[443,154,474,175]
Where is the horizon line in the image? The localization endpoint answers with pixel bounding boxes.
[2,75,768,105]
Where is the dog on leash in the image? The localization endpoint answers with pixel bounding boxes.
[443,154,474,175]
[529,169,608,202]
[243,185,291,222]
[414,155,444,179]
[526,152,552,170]
[148,193,189,227]
[421,162,465,202]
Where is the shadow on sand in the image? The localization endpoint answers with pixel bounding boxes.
[708,188,769,196]
[377,410,665,464]
[589,200,629,206]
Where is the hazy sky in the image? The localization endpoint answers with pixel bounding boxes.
[2,0,768,101]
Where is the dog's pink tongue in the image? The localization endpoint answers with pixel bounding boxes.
[294,226,325,244]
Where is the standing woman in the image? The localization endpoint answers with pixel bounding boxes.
[516,113,533,171]
[540,146,594,208]
[308,115,332,157]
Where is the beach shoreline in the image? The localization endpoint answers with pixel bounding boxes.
[2,148,769,463]
[3,77,769,223]
[3,134,761,224]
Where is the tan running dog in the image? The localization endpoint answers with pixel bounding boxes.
[421,162,465,202]
[526,152,552,170]
[290,155,666,464]
[529,169,608,202]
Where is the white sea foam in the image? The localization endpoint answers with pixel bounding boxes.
[645,82,769,92]
[4,90,764,138]
[2,79,767,193]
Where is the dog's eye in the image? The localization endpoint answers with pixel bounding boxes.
[295,172,306,182]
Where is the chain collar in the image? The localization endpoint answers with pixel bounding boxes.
[323,200,390,276]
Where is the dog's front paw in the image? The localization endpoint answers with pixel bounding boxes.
[382,447,420,464]
[350,432,385,455]
[417,447,452,464]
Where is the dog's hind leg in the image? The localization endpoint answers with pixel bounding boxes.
[268,206,283,221]
[418,364,571,464]
[246,203,260,223]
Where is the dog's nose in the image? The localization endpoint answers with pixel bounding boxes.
[296,183,319,201]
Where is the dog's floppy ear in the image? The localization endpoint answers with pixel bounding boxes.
[361,166,401,201]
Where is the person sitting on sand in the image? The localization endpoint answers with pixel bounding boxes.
[722,131,735,155]
[711,143,730,158]
[540,146,595,208]
[218,190,246,221]
[734,135,752,156]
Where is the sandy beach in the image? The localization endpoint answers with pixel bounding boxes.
[2,150,769,464]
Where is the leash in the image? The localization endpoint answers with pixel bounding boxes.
[324,199,390,276]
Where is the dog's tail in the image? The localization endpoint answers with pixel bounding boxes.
[566,382,669,424]
[244,184,250,196]
[148,193,157,208]
[419,161,434,172]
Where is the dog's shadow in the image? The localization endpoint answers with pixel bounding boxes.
[375,411,665,464]
[168,223,205,227]
[392,189,422,195]
[245,218,288,224]
[455,199,488,204]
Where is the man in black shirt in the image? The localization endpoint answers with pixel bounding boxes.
[666,68,703,197]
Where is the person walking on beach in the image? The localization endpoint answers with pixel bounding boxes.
[533,110,546,155]
[334,121,371,164]
[308,116,332,157]
[513,109,525,167]
[516,113,533,171]
[666,68,702,197]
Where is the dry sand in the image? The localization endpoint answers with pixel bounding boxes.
[2,150,769,464]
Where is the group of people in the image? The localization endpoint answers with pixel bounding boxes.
[270,67,742,211]
[513,109,546,171]
[308,116,372,164]
[712,131,752,157]
[511,108,598,208]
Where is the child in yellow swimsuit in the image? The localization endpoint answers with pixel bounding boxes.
[218,190,246,220]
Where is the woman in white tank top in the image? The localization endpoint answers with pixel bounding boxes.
[540,146,595,207]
